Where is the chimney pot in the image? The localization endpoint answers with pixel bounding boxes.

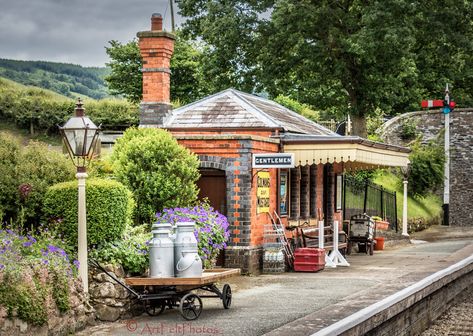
[151,13,163,31]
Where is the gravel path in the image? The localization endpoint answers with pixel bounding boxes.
[421,290,473,336]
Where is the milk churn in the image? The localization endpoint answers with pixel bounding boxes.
[174,221,203,278]
[149,223,174,278]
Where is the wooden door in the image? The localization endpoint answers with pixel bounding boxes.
[197,169,227,267]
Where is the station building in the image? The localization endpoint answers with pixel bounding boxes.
[137,14,410,273]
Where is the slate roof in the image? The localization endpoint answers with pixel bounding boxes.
[165,89,338,136]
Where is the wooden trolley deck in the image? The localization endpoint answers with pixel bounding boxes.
[90,260,239,320]
[125,268,241,286]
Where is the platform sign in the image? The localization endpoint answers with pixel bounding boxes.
[257,171,270,213]
[252,153,295,169]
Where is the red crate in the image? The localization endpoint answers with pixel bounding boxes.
[294,248,325,272]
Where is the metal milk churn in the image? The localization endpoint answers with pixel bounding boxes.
[174,221,203,278]
[149,223,174,278]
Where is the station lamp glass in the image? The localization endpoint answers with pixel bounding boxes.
[59,98,100,170]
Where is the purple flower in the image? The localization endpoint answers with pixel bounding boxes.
[23,241,33,247]
[73,260,80,269]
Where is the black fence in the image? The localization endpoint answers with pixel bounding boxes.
[343,175,398,231]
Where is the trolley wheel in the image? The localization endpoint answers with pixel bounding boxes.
[222,284,232,309]
[179,293,203,320]
[146,300,166,316]
[369,241,374,256]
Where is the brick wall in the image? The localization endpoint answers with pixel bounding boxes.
[175,134,279,273]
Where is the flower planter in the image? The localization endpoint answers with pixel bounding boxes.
[374,220,390,231]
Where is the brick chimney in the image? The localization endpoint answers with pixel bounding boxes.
[137,13,175,126]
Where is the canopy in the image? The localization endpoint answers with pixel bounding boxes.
[282,135,410,169]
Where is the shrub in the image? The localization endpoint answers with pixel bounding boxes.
[408,137,445,196]
[16,141,75,226]
[400,118,418,140]
[0,226,78,325]
[84,99,139,127]
[111,127,200,223]
[43,178,135,247]
[0,134,75,227]
[155,204,230,268]
[90,224,151,275]
[0,132,21,220]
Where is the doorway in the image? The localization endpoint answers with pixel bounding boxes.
[197,168,227,266]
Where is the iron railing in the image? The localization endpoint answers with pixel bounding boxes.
[343,175,398,231]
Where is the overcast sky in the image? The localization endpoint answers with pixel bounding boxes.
[0,0,182,67]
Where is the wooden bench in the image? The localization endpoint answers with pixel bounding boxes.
[299,225,348,256]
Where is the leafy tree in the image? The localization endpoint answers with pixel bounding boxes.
[105,32,212,105]
[111,127,200,224]
[105,40,142,104]
[176,0,473,136]
[274,95,319,122]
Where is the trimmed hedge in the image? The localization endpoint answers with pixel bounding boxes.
[111,127,200,223]
[43,178,135,247]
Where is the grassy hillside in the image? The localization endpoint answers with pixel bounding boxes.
[373,170,442,227]
[0,77,138,137]
[0,58,110,100]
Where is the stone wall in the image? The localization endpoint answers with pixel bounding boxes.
[380,108,473,226]
[89,264,142,322]
[0,278,93,336]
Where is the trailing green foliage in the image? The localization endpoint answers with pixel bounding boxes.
[43,179,135,247]
[400,118,418,140]
[90,224,151,275]
[0,58,109,99]
[111,127,200,224]
[0,77,138,135]
[0,132,75,227]
[408,138,445,196]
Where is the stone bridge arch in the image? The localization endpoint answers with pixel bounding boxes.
[380,108,473,226]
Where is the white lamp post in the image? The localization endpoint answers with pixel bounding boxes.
[400,164,411,237]
[59,99,100,293]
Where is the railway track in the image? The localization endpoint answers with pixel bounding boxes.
[422,290,473,336]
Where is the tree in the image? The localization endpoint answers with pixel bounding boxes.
[176,0,473,136]
[111,127,200,224]
[105,40,142,104]
[105,32,212,105]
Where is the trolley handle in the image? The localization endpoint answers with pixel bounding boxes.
[88,259,143,299]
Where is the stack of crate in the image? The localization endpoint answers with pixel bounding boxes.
[262,224,286,273]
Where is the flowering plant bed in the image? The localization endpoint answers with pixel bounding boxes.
[0,226,88,332]
[156,204,230,268]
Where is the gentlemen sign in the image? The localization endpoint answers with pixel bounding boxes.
[252,153,295,169]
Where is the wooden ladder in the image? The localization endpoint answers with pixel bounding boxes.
[268,211,294,268]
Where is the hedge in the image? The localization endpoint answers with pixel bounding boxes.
[43,178,135,247]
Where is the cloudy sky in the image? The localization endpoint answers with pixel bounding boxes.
[0,0,182,67]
